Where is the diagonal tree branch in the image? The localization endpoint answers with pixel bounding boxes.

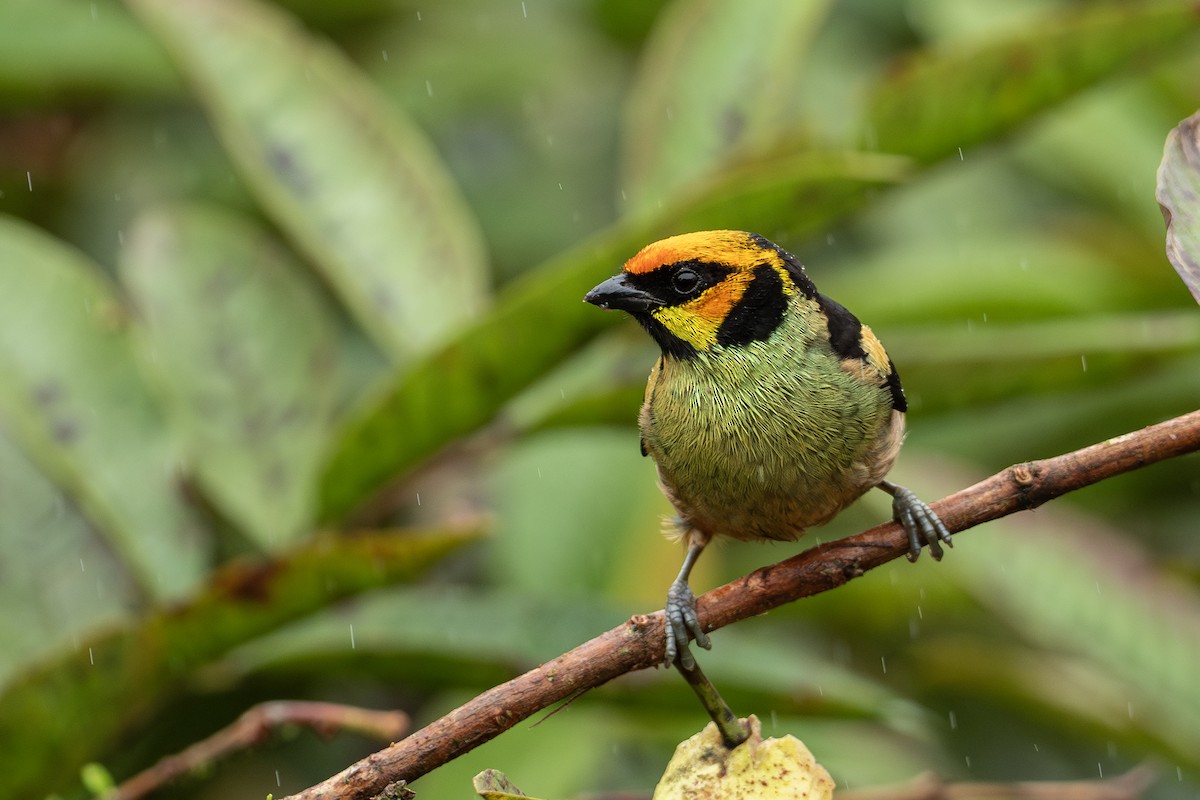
[283,409,1200,800]
[113,702,407,800]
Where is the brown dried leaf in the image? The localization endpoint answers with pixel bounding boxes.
[1156,109,1200,305]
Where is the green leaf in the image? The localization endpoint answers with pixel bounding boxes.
[490,429,663,600]
[864,1,1200,164]
[233,585,622,676]
[0,0,178,103]
[120,205,339,548]
[952,513,1200,766]
[0,426,136,687]
[659,150,912,241]
[1156,108,1200,305]
[317,228,625,522]
[0,214,206,601]
[79,762,116,796]
[125,0,490,361]
[621,0,833,212]
[0,524,481,800]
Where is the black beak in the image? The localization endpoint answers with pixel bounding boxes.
[584,274,660,313]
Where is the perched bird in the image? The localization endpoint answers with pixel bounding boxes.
[584,230,951,669]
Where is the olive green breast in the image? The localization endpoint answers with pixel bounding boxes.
[639,305,901,542]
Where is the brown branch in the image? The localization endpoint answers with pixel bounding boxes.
[284,409,1200,800]
[112,701,408,800]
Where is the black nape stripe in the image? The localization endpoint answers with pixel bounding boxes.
[885,366,907,413]
[716,264,788,347]
[819,292,909,413]
[748,233,817,299]
[816,294,866,360]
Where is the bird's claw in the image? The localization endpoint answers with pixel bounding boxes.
[665,578,711,669]
[890,485,952,562]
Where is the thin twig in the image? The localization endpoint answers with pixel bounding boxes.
[672,657,749,748]
[112,701,408,800]
[284,409,1200,800]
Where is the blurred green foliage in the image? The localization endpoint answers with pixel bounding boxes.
[0,0,1197,798]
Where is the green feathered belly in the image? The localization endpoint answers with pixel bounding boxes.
[640,343,899,542]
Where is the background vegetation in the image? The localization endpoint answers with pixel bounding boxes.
[0,0,1197,798]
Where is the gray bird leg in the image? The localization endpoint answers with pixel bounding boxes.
[665,533,712,669]
[877,479,952,562]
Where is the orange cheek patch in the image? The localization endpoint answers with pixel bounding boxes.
[687,272,749,321]
[650,271,753,351]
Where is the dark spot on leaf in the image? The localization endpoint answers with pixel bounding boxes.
[208,559,284,604]
[278,402,306,428]
[33,381,81,443]
[263,460,288,493]
[373,284,398,314]
[33,381,62,407]
[309,344,337,379]
[52,419,79,444]
[204,268,240,301]
[722,107,746,147]
[266,143,311,196]
[241,408,271,441]
[213,340,239,371]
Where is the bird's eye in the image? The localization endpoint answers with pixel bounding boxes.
[671,268,701,295]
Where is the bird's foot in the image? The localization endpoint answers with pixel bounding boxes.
[665,578,711,669]
[879,480,952,562]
